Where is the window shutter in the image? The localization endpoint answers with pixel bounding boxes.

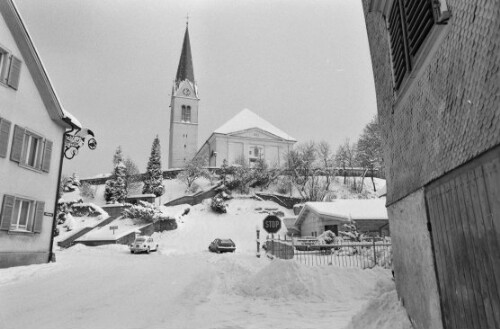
[41,139,53,172]
[10,125,25,162]
[0,118,11,158]
[7,55,22,90]
[403,0,435,58]
[388,0,408,90]
[33,201,45,233]
[0,195,15,231]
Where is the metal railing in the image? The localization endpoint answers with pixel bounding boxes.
[264,236,392,269]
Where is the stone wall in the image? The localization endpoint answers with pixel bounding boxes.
[388,189,443,329]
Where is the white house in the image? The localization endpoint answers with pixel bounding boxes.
[196,109,296,167]
[288,199,389,237]
[0,0,82,268]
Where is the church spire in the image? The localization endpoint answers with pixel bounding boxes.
[175,24,195,85]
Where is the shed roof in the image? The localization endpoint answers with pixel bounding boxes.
[295,199,388,227]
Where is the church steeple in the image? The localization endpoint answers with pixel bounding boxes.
[168,22,199,169]
[175,24,195,85]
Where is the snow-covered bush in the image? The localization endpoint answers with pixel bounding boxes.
[339,221,362,242]
[211,193,227,213]
[317,230,336,244]
[122,201,173,223]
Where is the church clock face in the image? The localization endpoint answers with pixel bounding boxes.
[182,88,191,96]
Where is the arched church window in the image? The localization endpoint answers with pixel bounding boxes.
[181,105,191,122]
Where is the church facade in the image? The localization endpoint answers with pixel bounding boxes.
[196,109,296,168]
[168,24,199,169]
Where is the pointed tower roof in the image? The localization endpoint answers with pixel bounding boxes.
[175,24,195,84]
[214,109,296,141]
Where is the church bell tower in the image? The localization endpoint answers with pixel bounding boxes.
[168,22,199,168]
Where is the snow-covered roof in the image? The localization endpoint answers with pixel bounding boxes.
[214,109,296,141]
[306,199,388,220]
[295,199,388,227]
[61,108,82,129]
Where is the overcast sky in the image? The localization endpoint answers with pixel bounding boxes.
[15,0,377,178]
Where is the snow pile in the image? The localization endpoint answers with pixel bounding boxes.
[236,259,386,302]
[344,279,414,329]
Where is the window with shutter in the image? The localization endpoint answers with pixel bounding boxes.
[7,56,22,90]
[0,195,42,233]
[10,125,48,172]
[388,0,449,92]
[0,117,11,158]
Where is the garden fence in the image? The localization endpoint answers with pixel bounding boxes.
[264,235,392,269]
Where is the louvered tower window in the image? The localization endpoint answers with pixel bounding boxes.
[388,0,437,90]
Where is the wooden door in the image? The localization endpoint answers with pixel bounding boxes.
[425,148,500,329]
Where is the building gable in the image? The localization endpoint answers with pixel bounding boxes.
[227,127,287,142]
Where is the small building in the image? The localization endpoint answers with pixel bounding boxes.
[196,109,296,167]
[0,0,82,268]
[291,199,389,237]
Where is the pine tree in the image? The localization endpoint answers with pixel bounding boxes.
[104,161,127,203]
[113,146,123,166]
[143,136,165,197]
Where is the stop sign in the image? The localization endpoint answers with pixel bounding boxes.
[263,215,282,234]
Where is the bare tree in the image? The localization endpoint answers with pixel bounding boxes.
[357,115,383,192]
[284,141,331,201]
[124,157,141,195]
[177,156,210,192]
[316,141,337,192]
[335,139,359,191]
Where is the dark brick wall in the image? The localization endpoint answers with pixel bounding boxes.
[362,0,500,205]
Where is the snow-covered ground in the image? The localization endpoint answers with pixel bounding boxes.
[0,198,411,329]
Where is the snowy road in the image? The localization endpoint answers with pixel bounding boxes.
[0,199,411,329]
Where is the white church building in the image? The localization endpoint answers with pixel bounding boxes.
[168,25,296,169]
[196,108,296,167]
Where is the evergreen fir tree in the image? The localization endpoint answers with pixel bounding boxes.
[113,146,124,166]
[143,136,165,197]
[105,161,127,203]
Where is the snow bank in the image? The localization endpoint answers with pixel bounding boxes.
[236,259,388,302]
[344,279,414,329]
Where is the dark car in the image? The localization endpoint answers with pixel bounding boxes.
[208,238,236,253]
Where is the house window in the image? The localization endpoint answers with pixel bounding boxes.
[11,198,34,231]
[388,0,450,91]
[23,133,41,168]
[10,125,53,172]
[181,105,191,122]
[0,195,45,233]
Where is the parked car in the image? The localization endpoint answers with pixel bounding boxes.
[208,238,236,253]
[129,235,158,254]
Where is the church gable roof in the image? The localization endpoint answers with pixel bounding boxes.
[175,24,195,84]
[214,109,296,141]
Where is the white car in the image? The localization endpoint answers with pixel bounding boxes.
[129,235,158,254]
